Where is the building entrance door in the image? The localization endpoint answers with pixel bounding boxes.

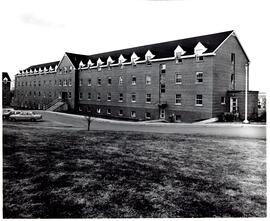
[160,109,166,119]
[62,92,68,101]
[230,97,238,113]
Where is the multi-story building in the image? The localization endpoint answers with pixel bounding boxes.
[2,72,12,107]
[13,30,258,122]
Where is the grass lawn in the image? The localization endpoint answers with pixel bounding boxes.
[3,124,266,218]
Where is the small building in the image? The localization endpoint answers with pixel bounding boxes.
[13,30,258,122]
[2,72,12,107]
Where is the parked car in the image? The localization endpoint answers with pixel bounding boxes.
[9,111,42,122]
[3,108,15,119]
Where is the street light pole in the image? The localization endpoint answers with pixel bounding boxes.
[243,63,249,124]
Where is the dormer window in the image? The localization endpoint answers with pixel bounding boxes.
[194,42,207,62]
[107,56,114,70]
[79,61,85,69]
[55,65,58,71]
[118,54,126,69]
[97,58,104,71]
[39,67,43,73]
[34,68,38,73]
[87,59,94,68]
[145,50,155,66]
[49,66,53,72]
[174,45,185,63]
[131,52,139,67]
[69,66,73,72]
[44,67,48,72]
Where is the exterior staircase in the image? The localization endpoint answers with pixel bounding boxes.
[46,98,66,111]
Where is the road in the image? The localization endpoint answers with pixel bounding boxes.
[3,111,266,139]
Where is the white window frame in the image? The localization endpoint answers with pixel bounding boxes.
[119,76,123,85]
[79,92,83,100]
[97,108,101,114]
[146,93,151,103]
[88,79,91,86]
[108,77,112,85]
[131,111,136,118]
[79,79,83,86]
[175,73,182,84]
[132,76,136,85]
[146,75,151,85]
[131,93,136,103]
[119,93,123,102]
[175,94,182,105]
[221,96,226,105]
[119,109,123,116]
[97,78,101,86]
[97,93,101,101]
[196,72,203,84]
[107,109,111,115]
[195,94,203,106]
[107,93,111,101]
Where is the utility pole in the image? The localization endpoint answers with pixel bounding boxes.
[243,63,249,124]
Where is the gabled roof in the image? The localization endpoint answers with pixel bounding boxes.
[24,61,59,71]
[2,72,11,81]
[65,30,234,68]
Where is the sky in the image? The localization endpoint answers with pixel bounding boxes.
[0,0,269,92]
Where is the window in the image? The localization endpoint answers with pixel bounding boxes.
[22,82,24,86]
[175,53,182,63]
[69,79,72,86]
[119,76,123,85]
[38,91,41,96]
[68,92,72,99]
[161,64,166,73]
[97,93,101,101]
[146,76,151,85]
[196,94,203,106]
[97,108,101,114]
[34,91,36,97]
[79,79,83,86]
[108,77,112,85]
[119,93,123,102]
[196,55,204,61]
[221,96,226,104]
[107,93,111,101]
[145,112,151,119]
[175,73,182,84]
[160,84,165,93]
[63,80,67,86]
[146,94,151,103]
[44,80,46,85]
[88,79,91,86]
[49,91,52,97]
[231,53,235,64]
[131,111,136,118]
[59,80,62,86]
[119,109,123,116]
[131,93,136,102]
[49,80,52,85]
[175,94,182,105]
[97,78,101,86]
[79,92,83,100]
[146,56,151,65]
[88,93,91,100]
[107,109,111,115]
[132,76,136,85]
[196,72,203,83]
[231,73,235,85]
[33,81,36,86]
